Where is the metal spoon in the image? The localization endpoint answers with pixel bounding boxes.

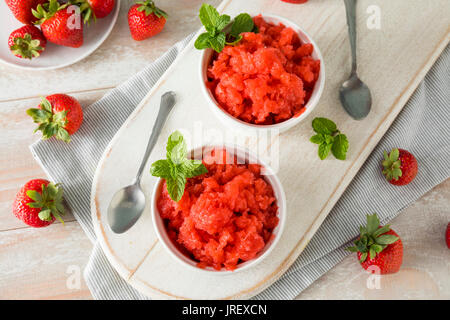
[339,0,372,120]
[107,91,176,234]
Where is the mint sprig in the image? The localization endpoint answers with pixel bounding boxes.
[310,117,349,160]
[150,131,208,202]
[194,3,255,53]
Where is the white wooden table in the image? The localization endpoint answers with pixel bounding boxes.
[0,0,448,300]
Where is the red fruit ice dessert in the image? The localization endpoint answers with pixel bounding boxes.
[206,15,321,125]
[157,149,279,270]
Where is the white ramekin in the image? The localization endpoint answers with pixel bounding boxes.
[199,14,325,133]
[151,145,286,274]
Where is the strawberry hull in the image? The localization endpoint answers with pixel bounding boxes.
[5,0,47,24]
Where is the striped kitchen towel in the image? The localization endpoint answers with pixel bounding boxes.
[30,34,450,299]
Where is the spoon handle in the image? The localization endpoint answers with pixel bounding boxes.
[344,0,357,73]
[135,91,176,184]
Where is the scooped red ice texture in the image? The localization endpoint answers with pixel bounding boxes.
[157,149,279,270]
[207,16,321,125]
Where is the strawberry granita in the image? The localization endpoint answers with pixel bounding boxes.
[206,16,321,125]
[157,149,279,271]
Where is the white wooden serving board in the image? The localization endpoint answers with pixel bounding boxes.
[91,0,450,299]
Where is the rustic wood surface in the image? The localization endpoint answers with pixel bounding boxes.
[0,0,448,300]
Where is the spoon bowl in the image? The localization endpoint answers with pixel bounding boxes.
[107,185,146,234]
[339,73,372,120]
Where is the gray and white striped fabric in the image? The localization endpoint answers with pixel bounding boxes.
[30,35,450,299]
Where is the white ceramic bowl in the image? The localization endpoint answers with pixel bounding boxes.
[199,14,325,132]
[151,145,286,274]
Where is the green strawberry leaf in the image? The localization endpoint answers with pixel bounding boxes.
[373,225,391,237]
[375,234,399,245]
[369,247,376,260]
[26,108,51,123]
[366,214,380,234]
[26,190,42,202]
[56,127,70,143]
[38,209,52,221]
[359,252,368,263]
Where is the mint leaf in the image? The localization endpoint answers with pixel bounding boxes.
[216,14,231,31]
[312,117,337,135]
[331,134,349,160]
[199,3,220,30]
[166,173,187,202]
[195,32,212,50]
[231,13,254,37]
[150,159,172,179]
[310,134,325,145]
[208,32,226,53]
[166,131,187,165]
[318,143,332,160]
[183,159,208,178]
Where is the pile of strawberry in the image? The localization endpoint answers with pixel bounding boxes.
[6,0,115,59]
[6,0,169,60]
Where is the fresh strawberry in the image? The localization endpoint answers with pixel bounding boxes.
[27,94,83,142]
[8,25,47,60]
[347,214,403,274]
[13,179,65,228]
[33,0,84,48]
[70,0,115,23]
[128,0,167,41]
[382,148,418,186]
[5,0,47,24]
[446,223,450,249]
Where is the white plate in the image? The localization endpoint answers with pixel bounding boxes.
[0,0,120,70]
